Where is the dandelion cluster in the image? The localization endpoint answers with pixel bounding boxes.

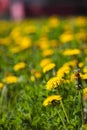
[0,16,87,130]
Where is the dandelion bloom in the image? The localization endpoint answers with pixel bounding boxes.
[63,49,80,56]
[34,71,41,79]
[30,75,35,82]
[83,67,87,73]
[49,16,60,28]
[43,95,62,106]
[3,75,18,84]
[0,83,4,89]
[13,62,26,71]
[42,49,54,57]
[43,63,56,73]
[60,33,73,43]
[40,58,52,68]
[19,37,31,50]
[74,17,87,27]
[46,77,63,90]
[81,73,87,80]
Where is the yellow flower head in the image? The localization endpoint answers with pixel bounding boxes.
[19,37,31,50]
[46,77,63,90]
[57,65,70,78]
[3,76,18,84]
[60,33,73,43]
[83,67,87,73]
[49,16,60,28]
[40,58,52,68]
[13,62,26,71]
[63,49,80,56]
[0,83,4,89]
[75,31,87,41]
[42,49,54,57]
[81,73,87,80]
[43,63,56,73]
[43,95,62,106]
[30,75,35,82]
[74,16,87,27]
[34,71,41,79]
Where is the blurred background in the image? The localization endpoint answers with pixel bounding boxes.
[0,0,87,20]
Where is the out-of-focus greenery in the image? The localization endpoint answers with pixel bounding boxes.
[0,16,87,130]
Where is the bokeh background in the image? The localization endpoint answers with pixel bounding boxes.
[0,0,87,20]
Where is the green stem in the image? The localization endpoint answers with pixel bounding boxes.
[58,110,68,130]
[79,90,84,126]
[60,100,69,123]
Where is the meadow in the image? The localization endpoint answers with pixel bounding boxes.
[0,16,87,130]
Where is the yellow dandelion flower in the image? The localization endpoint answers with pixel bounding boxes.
[83,67,87,73]
[43,95,62,106]
[75,31,87,41]
[63,60,77,68]
[19,37,31,50]
[46,77,63,90]
[30,76,35,82]
[0,83,4,89]
[40,58,52,68]
[42,49,54,57]
[81,73,87,80]
[60,33,73,43]
[43,63,56,73]
[3,76,18,84]
[13,62,26,71]
[34,71,41,79]
[63,49,80,56]
[74,16,87,27]
[39,40,49,50]
[57,65,70,78]
[49,16,60,28]
[79,62,84,68]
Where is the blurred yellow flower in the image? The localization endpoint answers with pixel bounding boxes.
[79,62,84,68]
[60,33,73,43]
[19,37,32,50]
[83,67,87,73]
[81,73,87,80]
[3,76,18,84]
[46,77,63,90]
[0,83,4,89]
[74,16,87,27]
[63,49,80,56]
[34,71,41,79]
[49,16,60,28]
[13,62,26,71]
[43,63,56,73]
[40,58,52,68]
[43,95,62,106]
[75,31,87,41]
[57,65,70,78]
[42,49,54,57]
[30,76,35,82]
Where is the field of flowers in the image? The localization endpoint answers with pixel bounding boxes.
[0,16,87,130]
